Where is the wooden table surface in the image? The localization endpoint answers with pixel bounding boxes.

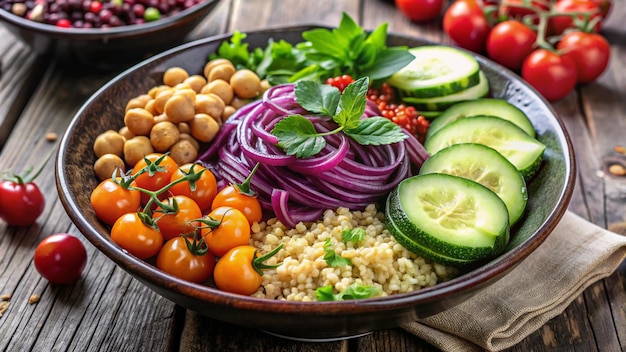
[1,1,625,351]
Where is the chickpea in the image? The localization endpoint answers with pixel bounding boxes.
[222,105,237,121]
[178,122,190,134]
[93,154,126,181]
[230,69,261,99]
[230,96,253,109]
[203,58,235,79]
[164,93,195,123]
[125,94,152,112]
[179,133,200,151]
[93,130,125,158]
[196,93,225,122]
[153,113,168,124]
[163,67,189,87]
[124,108,155,136]
[143,99,157,115]
[169,139,198,165]
[118,126,135,140]
[153,88,174,114]
[150,121,180,152]
[190,113,220,142]
[184,75,207,93]
[124,136,154,167]
[201,79,233,105]
[260,79,271,94]
[208,63,236,83]
[173,88,196,102]
[148,85,170,99]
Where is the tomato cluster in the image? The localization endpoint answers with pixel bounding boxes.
[395,0,612,102]
[89,153,278,295]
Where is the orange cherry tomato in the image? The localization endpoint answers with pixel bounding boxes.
[211,164,263,225]
[153,195,202,241]
[132,153,178,204]
[90,177,141,226]
[156,235,215,283]
[201,206,251,257]
[111,212,163,259]
[213,244,282,295]
[169,163,217,211]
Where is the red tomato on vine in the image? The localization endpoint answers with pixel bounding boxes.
[522,49,578,102]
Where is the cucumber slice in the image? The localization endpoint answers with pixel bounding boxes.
[401,71,490,112]
[387,46,481,99]
[419,143,528,225]
[426,98,536,139]
[385,173,510,266]
[424,116,546,179]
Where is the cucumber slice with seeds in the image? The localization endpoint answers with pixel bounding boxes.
[401,71,490,111]
[388,46,481,99]
[385,173,510,267]
[419,143,528,225]
[426,98,536,139]
[424,116,546,179]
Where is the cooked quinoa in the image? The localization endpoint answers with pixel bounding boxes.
[249,204,460,301]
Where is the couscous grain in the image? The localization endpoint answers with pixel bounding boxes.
[249,204,459,301]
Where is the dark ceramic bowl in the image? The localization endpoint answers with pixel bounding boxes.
[0,0,220,70]
[56,26,576,340]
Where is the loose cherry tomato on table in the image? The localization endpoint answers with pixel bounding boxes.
[156,234,215,283]
[132,153,178,205]
[200,206,251,257]
[443,0,492,53]
[34,233,87,284]
[486,20,537,71]
[213,244,282,295]
[169,163,218,212]
[395,0,445,22]
[557,31,610,83]
[152,195,202,241]
[111,212,164,259]
[522,49,578,102]
[550,0,603,35]
[90,177,141,226]
[212,164,263,225]
[0,164,46,226]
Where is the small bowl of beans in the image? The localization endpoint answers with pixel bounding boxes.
[0,0,222,70]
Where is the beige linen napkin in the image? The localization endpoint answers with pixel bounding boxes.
[402,211,626,352]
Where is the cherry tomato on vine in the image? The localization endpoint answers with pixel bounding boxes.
[550,0,603,35]
[557,31,610,83]
[213,244,282,296]
[153,195,202,241]
[156,235,215,283]
[486,20,537,71]
[34,233,87,284]
[443,0,492,53]
[111,212,164,259]
[169,163,217,212]
[212,164,263,225]
[200,206,251,257]
[522,49,578,102]
[132,153,178,205]
[0,179,45,226]
[395,0,445,22]
[90,177,141,226]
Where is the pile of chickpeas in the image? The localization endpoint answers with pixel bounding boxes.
[92,58,269,181]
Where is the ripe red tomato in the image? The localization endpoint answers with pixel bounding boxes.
[0,179,44,226]
[395,0,445,22]
[557,31,610,83]
[111,212,164,259]
[90,178,141,226]
[153,195,202,241]
[34,233,87,284]
[486,21,537,70]
[156,235,215,283]
[550,0,603,35]
[201,206,251,257]
[522,49,578,102]
[443,0,492,53]
[131,153,178,205]
[169,163,218,212]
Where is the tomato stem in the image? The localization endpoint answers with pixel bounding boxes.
[1,145,56,184]
[233,163,260,197]
[252,243,284,276]
[183,231,209,256]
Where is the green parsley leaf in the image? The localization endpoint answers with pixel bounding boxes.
[271,115,326,158]
[294,80,340,116]
[341,228,366,245]
[334,77,369,130]
[315,285,336,302]
[212,31,252,69]
[315,283,379,301]
[323,238,352,267]
[345,116,408,145]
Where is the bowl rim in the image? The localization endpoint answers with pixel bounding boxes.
[0,0,219,39]
[56,25,576,314]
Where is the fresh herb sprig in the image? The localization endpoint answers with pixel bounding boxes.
[315,283,379,301]
[322,238,352,268]
[271,77,407,158]
[342,228,366,245]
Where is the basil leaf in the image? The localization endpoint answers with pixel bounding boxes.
[334,77,369,129]
[271,115,326,158]
[345,117,408,145]
[361,47,415,80]
[294,80,340,116]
